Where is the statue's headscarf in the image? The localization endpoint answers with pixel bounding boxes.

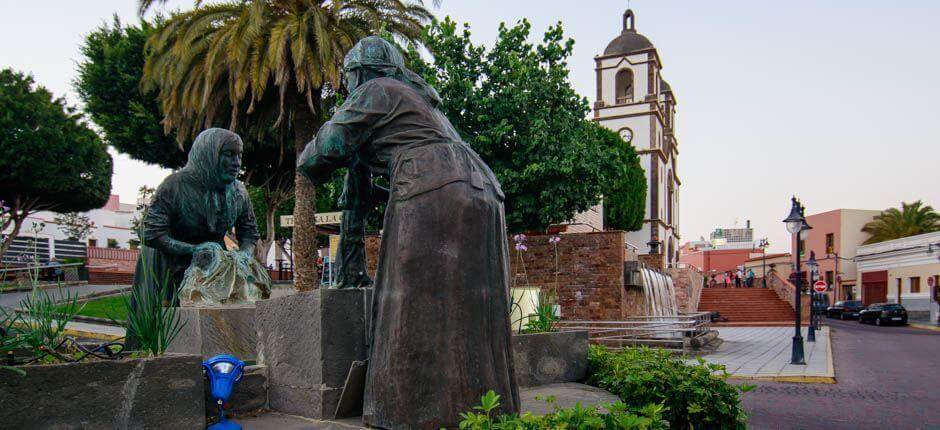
[343,36,441,107]
[179,128,241,234]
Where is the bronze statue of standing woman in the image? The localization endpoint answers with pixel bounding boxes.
[298,37,519,429]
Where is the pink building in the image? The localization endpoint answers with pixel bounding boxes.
[800,209,880,301]
[679,248,761,283]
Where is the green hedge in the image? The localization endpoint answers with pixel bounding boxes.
[587,346,751,430]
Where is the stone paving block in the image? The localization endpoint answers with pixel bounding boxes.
[168,304,258,360]
[256,289,369,420]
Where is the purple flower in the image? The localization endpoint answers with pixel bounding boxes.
[548,235,561,244]
[515,243,528,251]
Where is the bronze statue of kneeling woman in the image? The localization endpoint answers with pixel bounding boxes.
[299,36,519,429]
[130,129,261,343]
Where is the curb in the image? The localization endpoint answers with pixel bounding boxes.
[62,327,122,342]
[0,281,89,295]
[729,327,836,385]
[909,323,940,332]
[71,315,125,326]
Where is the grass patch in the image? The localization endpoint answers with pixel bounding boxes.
[61,294,129,322]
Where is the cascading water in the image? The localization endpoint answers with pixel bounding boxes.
[640,267,679,317]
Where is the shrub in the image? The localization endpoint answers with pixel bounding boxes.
[122,248,184,356]
[458,390,670,430]
[587,346,752,430]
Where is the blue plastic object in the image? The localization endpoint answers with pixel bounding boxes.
[204,354,245,430]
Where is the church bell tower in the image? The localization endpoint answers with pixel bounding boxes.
[594,9,681,268]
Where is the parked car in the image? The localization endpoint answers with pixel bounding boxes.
[827,300,864,320]
[858,303,908,326]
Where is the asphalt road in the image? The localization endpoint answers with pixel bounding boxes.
[738,318,940,430]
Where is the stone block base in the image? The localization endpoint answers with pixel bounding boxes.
[256,288,370,419]
[167,305,258,360]
[0,354,204,429]
[512,330,589,387]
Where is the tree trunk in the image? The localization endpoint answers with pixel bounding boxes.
[0,197,30,260]
[0,215,24,262]
[253,186,289,265]
[292,108,321,291]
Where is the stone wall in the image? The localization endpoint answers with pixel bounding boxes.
[366,231,631,320]
[767,269,810,322]
[668,267,704,312]
[86,246,138,284]
[510,231,628,321]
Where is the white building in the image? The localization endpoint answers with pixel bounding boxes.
[1,194,137,263]
[593,9,681,266]
[856,231,940,323]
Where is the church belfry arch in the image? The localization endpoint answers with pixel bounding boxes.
[615,69,635,104]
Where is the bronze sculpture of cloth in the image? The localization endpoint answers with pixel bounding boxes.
[132,128,261,306]
[299,36,519,429]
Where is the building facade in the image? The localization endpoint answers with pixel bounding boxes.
[594,9,680,267]
[709,221,754,249]
[802,209,880,301]
[856,231,940,322]
[1,194,138,264]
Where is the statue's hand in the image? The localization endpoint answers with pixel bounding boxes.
[193,242,223,270]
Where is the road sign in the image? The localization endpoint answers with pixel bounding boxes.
[813,280,827,293]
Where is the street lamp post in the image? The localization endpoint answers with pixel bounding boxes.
[806,251,818,343]
[759,238,769,288]
[783,197,809,365]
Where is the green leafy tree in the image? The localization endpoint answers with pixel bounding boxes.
[52,212,97,241]
[0,69,112,258]
[139,0,431,290]
[75,17,186,169]
[862,200,940,244]
[411,18,644,232]
[76,18,301,264]
[592,125,646,231]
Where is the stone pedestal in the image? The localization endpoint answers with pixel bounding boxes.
[166,305,258,360]
[256,288,370,419]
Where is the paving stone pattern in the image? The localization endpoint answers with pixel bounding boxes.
[741,319,940,429]
[700,326,830,378]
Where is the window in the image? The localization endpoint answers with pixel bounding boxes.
[910,277,921,293]
[615,69,634,104]
[88,238,97,248]
[825,270,834,286]
[825,233,834,254]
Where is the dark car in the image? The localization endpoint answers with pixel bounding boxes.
[827,300,864,320]
[858,303,908,326]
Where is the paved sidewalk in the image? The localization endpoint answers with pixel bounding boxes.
[0,284,128,310]
[698,326,832,382]
[238,383,621,429]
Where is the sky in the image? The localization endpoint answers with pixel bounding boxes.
[2,0,938,253]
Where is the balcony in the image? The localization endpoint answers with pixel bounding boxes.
[616,96,633,104]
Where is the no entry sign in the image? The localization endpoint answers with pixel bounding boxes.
[813,280,827,293]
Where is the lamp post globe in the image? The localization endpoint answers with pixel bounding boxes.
[784,197,805,235]
[782,197,806,365]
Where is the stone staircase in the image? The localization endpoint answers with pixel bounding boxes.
[698,288,796,326]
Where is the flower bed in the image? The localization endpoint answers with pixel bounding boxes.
[587,346,752,430]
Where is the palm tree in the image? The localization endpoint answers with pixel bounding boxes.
[139,0,432,290]
[862,200,940,244]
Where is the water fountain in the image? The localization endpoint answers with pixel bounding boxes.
[640,266,679,317]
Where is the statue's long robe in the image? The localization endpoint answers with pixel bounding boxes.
[299,77,519,429]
